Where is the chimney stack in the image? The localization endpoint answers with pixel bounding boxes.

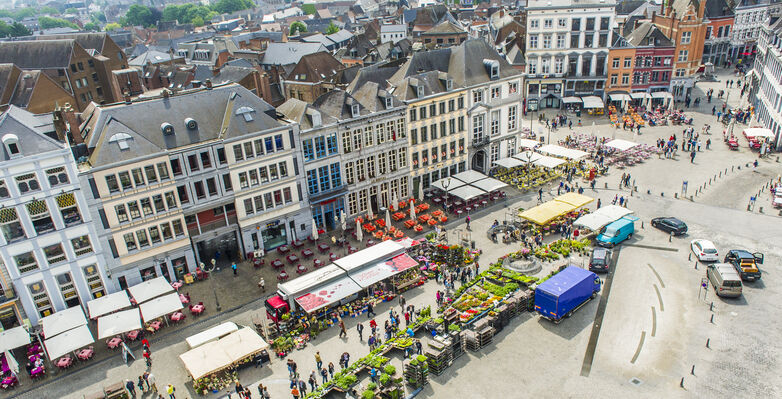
[124,91,132,104]
[205,79,213,89]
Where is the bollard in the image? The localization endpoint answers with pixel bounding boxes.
[709,178,712,184]
[641,221,644,229]
[747,204,752,211]
[690,195,694,201]
[680,377,685,388]
[675,193,679,199]
[688,252,692,261]
[710,302,713,311]
[604,182,608,189]
[706,338,710,348]
[719,171,722,177]
[669,233,673,242]
[777,156,780,163]
[760,207,763,213]
[694,260,698,269]
[691,365,696,375]
[661,192,665,197]
[710,314,714,323]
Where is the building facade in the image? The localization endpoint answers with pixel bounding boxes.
[0,106,109,326]
[607,21,675,94]
[751,15,782,148]
[731,0,782,62]
[702,0,735,67]
[524,0,616,109]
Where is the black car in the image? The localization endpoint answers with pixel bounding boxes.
[589,247,611,273]
[651,217,688,235]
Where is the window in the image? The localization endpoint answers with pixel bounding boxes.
[0,208,25,242]
[274,135,284,151]
[124,233,137,251]
[419,106,427,119]
[269,164,279,181]
[115,204,128,223]
[244,198,254,216]
[678,50,689,62]
[570,33,580,48]
[140,198,154,216]
[105,175,119,193]
[555,58,563,74]
[83,264,105,299]
[279,161,288,178]
[528,60,537,74]
[15,252,38,274]
[491,86,501,99]
[530,19,539,29]
[572,18,580,31]
[330,163,341,188]
[543,35,551,49]
[130,168,144,187]
[623,57,631,68]
[398,148,407,167]
[621,74,630,85]
[27,200,54,235]
[472,114,484,141]
[15,173,40,193]
[44,243,67,264]
[233,144,244,161]
[46,167,69,187]
[490,143,500,164]
[342,131,352,153]
[681,31,691,44]
[431,124,437,140]
[610,75,617,86]
[315,136,326,158]
[409,108,417,121]
[529,35,538,49]
[136,229,149,247]
[473,89,483,103]
[458,116,465,132]
[171,159,182,175]
[153,194,166,212]
[259,166,269,183]
[303,139,314,161]
[327,134,338,154]
[508,106,517,131]
[586,18,595,31]
[157,163,170,180]
[490,110,500,136]
[244,142,254,159]
[600,17,610,30]
[307,170,318,194]
[558,18,566,27]
[544,19,552,28]
[421,126,428,142]
[421,149,428,166]
[265,137,274,153]
[127,201,141,219]
[249,169,259,186]
[200,152,211,169]
[367,157,376,178]
[458,96,464,109]
[429,104,436,117]
[188,154,199,171]
[144,165,158,183]
[72,235,93,256]
[172,219,184,236]
[194,181,205,199]
[56,193,81,226]
[149,226,161,244]
[216,148,227,165]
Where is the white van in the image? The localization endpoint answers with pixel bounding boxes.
[707,263,743,298]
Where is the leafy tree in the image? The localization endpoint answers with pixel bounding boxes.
[290,21,307,35]
[8,22,31,37]
[83,22,100,31]
[211,0,255,14]
[121,5,160,27]
[39,6,60,15]
[65,8,79,14]
[11,8,38,21]
[325,22,339,35]
[301,4,316,15]
[91,11,106,23]
[192,16,205,27]
[38,16,78,30]
[104,22,122,32]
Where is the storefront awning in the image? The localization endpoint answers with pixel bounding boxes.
[127,276,174,304]
[295,275,362,313]
[41,306,87,339]
[448,185,485,201]
[348,253,418,289]
[97,308,142,340]
[494,157,524,169]
[581,96,605,109]
[139,292,183,322]
[533,155,567,169]
[630,92,652,100]
[517,138,540,149]
[604,139,639,151]
[430,177,466,191]
[651,91,673,99]
[186,322,239,349]
[0,326,31,352]
[562,96,582,104]
[513,151,543,163]
[44,324,94,360]
[519,201,576,225]
[87,290,131,319]
[608,93,632,102]
[470,177,507,192]
[452,169,488,184]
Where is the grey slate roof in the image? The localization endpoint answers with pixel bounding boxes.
[128,50,181,66]
[261,42,328,65]
[391,70,462,101]
[704,0,735,18]
[0,106,61,161]
[35,32,111,53]
[346,62,401,93]
[624,21,675,47]
[80,84,282,168]
[277,97,337,130]
[326,29,354,43]
[311,89,368,120]
[351,81,400,113]
[0,40,75,69]
[615,0,649,15]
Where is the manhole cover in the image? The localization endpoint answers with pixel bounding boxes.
[629,377,643,386]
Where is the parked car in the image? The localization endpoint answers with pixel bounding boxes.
[706,263,743,298]
[690,239,719,262]
[651,217,688,235]
[589,247,611,273]
[595,216,638,247]
[724,249,763,281]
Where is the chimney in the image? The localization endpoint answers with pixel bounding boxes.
[162,89,170,98]
[699,0,707,18]
[205,79,213,89]
[53,104,84,145]
[124,91,132,104]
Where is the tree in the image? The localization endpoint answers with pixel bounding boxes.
[192,16,204,27]
[325,22,339,35]
[122,5,160,27]
[8,22,31,37]
[38,16,78,30]
[211,0,255,14]
[65,8,79,14]
[104,22,121,32]
[91,11,106,23]
[83,22,100,31]
[290,21,307,35]
[301,4,316,15]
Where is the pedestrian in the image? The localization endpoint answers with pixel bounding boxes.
[416,340,423,355]
[619,196,624,206]
[309,372,317,392]
[368,334,376,350]
[298,379,307,396]
[596,198,601,209]
[145,372,157,392]
[404,311,410,326]
[399,294,406,309]
[166,384,176,399]
[366,301,375,317]
[291,386,300,399]
[466,215,471,230]
[143,348,151,367]
[690,150,696,163]
[357,322,364,340]
[370,367,378,383]
[235,382,244,395]
[315,351,322,370]
[142,338,150,353]
[232,262,237,275]
[126,379,136,397]
[321,367,328,383]
[258,276,265,291]
[328,362,335,379]
[138,375,146,393]
[538,188,543,202]
[339,319,347,338]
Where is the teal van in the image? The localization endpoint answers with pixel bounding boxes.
[596,215,639,247]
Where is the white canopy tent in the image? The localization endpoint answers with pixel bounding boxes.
[562,96,582,104]
[562,148,589,160]
[87,290,131,319]
[348,253,418,289]
[581,96,605,109]
[139,292,183,322]
[0,326,31,352]
[517,138,540,149]
[494,157,524,169]
[573,205,634,231]
[604,139,639,152]
[430,178,466,191]
[97,309,142,340]
[127,276,174,304]
[41,306,88,339]
[470,177,507,193]
[186,322,239,349]
[179,327,269,380]
[743,128,775,138]
[630,92,652,101]
[333,240,405,273]
[452,169,488,184]
[44,324,94,360]
[448,185,485,201]
[533,156,567,169]
[651,91,673,99]
[513,151,543,163]
[538,144,587,160]
[608,93,632,102]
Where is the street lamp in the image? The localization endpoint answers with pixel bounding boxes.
[443,177,451,214]
[203,259,221,311]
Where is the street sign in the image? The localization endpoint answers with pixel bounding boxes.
[701,278,707,288]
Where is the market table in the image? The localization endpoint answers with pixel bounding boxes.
[286,254,299,264]
[171,281,183,290]
[271,259,284,269]
[302,249,314,258]
[77,348,93,360]
[149,321,162,331]
[278,271,289,281]
[277,245,289,255]
[329,253,338,262]
[190,304,205,315]
[56,356,72,369]
[317,243,330,253]
[171,312,186,323]
[297,265,308,274]
[107,337,122,349]
[127,330,140,341]
[179,294,189,304]
[313,259,324,268]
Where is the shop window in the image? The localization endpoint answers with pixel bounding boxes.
[0,208,25,242]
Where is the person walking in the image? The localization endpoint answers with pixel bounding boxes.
[315,351,322,370]
[291,386,300,399]
[258,276,265,291]
[298,378,307,396]
[597,198,601,209]
[690,150,696,163]
[356,322,364,340]
[399,294,406,310]
[338,319,347,338]
[147,372,157,393]
[466,215,471,230]
[138,375,146,393]
[126,379,136,397]
[366,302,375,317]
[328,362,335,379]
[166,384,176,399]
[232,262,238,275]
[308,372,317,392]
[321,367,328,383]
[143,348,151,367]
[538,188,543,202]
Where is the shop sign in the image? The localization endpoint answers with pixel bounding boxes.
[265,221,279,228]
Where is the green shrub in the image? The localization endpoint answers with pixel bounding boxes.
[379,374,391,386]
[367,382,377,390]
[362,390,375,399]
[416,355,427,363]
[448,324,461,332]
[383,365,396,375]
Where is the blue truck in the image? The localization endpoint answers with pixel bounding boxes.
[534,266,602,324]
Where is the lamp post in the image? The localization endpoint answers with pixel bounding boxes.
[443,177,451,214]
[204,259,221,311]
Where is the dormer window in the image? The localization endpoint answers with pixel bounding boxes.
[416,85,424,98]
[351,104,360,117]
[484,59,500,80]
[446,78,453,90]
[310,110,322,127]
[385,96,393,109]
[2,134,20,158]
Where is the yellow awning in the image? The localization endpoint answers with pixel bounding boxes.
[554,192,593,208]
[519,201,577,225]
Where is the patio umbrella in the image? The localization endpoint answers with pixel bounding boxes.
[418,179,424,202]
[410,199,416,220]
[385,209,391,228]
[311,219,319,241]
[356,220,363,243]
[367,204,374,220]
[4,350,18,374]
[340,210,346,231]
[391,193,398,211]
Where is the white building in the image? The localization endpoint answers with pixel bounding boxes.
[0,106,109,326]
[751,14,782,149]
[731,0,782,61]
[523,0,616,109]
[380,24,408,44]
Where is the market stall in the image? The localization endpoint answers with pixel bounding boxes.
[40,306,88,339]
[582,96,605,115]
[470,177,508,193]
[186,322,239,349]
[573,205,634,232]
[138,292,183,323]
[493,157,525,169]
[517,138,541,150]
[294,275,363,314]
[179,327,268,381]
[333,240,406,273]
[519,201,576,225]
[604,139,639,152]
[743,127,775,150]
[97,309,142,340]
[553,192,593,208]
[87,290,131,319]
[0,326,31,353]
[127,276,174,304]
[537,144,588,160]
[347,253,419,289]
[448,185,485,201]
[532,155,567,169]
[44,324,94,360]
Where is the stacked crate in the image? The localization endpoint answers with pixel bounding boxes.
[425,339,453,376]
